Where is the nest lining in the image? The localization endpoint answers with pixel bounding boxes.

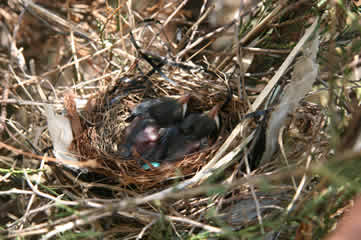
[70,70,240,190]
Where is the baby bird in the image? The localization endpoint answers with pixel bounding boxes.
[141,104,221,164]
[141,126,203,163]
[120,117,160,158]
[120,94,191,158]
[126,94,191,127]
[180,104,220,141]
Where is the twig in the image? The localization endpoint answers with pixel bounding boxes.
[286,150,313,214]
[187,0,209,45]
[0,141,99,169]
[169,218,184,240]
[279,126,298,190]
[6,202,58,229]
[137,208,223,233]
[21,0,93,41]
[129,31,177,86]
[177,1,213,51]
[0,99,63,106]
[146,0,189,49]
[23,170,78,206]
[19,157,46,231]
[136,219,157,240]
[9,66,43,114]
[285,114,324,214]
[40,36,135,78]
[70,30,81,83]
[235,2,251,110]
[0,188,34,195]
[240,1,285,45]
[244,152,264,234]
[0,78,9,134]
[40,211,110,240]
[11,2,28,74]
[176,21,235,59]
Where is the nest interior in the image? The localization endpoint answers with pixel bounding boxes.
[72,70,244,190]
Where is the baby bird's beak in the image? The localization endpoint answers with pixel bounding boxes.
[207,103,221,130]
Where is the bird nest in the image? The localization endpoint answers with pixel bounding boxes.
[68,69,241,190]
[35,5,247,191]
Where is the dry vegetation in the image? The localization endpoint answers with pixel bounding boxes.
[1,0,361,239]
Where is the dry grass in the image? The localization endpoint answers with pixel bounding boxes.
[1,0,361,239]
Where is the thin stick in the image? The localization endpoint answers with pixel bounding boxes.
[177,21,235,59]
[129,31,177,86]
[24,170,78,206]
[279,126,298,190]
[146,0,189,49]
[0,140,99,168]
[138,208,223,233]
[286,151,313,214]
[244,152,264,234]
[0,78,9,134]
[136,219,157,240]
[19,157,46,231]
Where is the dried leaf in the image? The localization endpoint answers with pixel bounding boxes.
[260,29,319,164]
[45,106,79,168]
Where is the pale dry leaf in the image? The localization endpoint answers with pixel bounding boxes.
[45,106,79,168]
[260,29,320,165]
